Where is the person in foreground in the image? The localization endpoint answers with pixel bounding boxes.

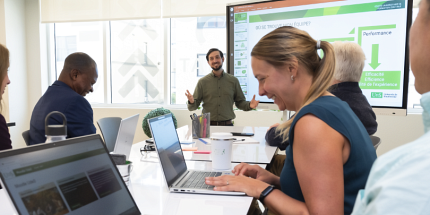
[265,41,379,176]
[266,41,378,148]
[205,26,377,214]
[29,52,98,145]
[185,48,259,126]
[0,43,11,150]
[351,1,430,214]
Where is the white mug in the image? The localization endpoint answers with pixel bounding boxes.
[116,162,133,186]
[211,133,234,170]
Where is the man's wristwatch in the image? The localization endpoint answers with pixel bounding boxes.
[259,185,275,203]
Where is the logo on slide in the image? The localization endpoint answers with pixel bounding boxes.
[371,92,383,98]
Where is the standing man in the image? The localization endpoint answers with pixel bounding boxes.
[29,52,98,145]
[186,48,259,126]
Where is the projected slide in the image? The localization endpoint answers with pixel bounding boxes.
[228,0,410,108]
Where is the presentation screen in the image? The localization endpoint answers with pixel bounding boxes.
[227,0,412,111]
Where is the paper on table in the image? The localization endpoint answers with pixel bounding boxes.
[234,137,259,144]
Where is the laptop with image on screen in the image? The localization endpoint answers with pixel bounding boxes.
[148,113,244,195]
[0,134,140,215]
[112,114,140,160]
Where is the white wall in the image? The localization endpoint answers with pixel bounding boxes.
[25,0,46,121]
[4,0,28,148]
[0,0,49,148]
[374,114,424,156]
[0,0,9,122]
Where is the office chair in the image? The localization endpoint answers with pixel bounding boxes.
[22,130,30,146]
[370,136,381,150]
[97,117,122,152]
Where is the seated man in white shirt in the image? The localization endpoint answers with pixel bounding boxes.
[352,1,430,214]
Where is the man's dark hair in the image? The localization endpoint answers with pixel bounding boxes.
[63,52,96,73]
[206,48,223,61]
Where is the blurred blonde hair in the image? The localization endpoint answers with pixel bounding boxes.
[0,44,9,112]
[251,26,335,142]
[332,41,366,82]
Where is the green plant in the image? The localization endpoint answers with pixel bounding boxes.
[142,108,178,138]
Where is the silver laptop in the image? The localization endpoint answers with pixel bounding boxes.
[113,114,139,160]
[148,113,244,195]
[0,134,140,215]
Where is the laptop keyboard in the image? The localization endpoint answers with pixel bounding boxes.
[181,171,222,190]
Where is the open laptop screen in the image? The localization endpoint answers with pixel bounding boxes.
[114,114,139,160]
[0,135,140,215]
[148,114,187,186]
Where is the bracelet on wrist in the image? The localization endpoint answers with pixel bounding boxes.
[259,185,275,204]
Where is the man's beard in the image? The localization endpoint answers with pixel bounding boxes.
[211,64,223,71]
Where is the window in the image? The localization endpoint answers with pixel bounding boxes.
[196,54,211,77]
[56,36,76,61]
[197,17,226,29]
[54,22,105,104]
[110,20,164,104]
[170,16,226,105]
[49,14,418,111]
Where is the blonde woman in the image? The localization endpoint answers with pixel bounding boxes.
[205,26,377,214]
[0,43,11,150]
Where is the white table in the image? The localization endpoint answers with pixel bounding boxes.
[127,142,267,215]
[128,160,265,215]
[141,125,278,164]
[0,189,16,215]
[0,142,266,215]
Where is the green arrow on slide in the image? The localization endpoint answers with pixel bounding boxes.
[369,44,381,70]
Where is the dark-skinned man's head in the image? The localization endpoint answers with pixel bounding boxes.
[58,52,98,96]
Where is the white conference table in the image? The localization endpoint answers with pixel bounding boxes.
[127,140,267,215]
[128,160,266,215]
[0,139,267,215]
[140,125,278,164]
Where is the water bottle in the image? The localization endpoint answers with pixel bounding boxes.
[45,111,67,143]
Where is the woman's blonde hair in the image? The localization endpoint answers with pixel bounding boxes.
[0,44,9,113]
[251,26,335,142]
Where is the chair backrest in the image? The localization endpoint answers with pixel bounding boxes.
[97,117,122,152]
[22,130,30,146]
[370,136,381,150]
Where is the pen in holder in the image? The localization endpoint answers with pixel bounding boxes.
[192,113,210,138]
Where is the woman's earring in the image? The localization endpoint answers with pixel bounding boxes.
[291,75,294,81]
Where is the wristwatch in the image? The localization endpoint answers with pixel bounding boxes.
[259,185,275,203]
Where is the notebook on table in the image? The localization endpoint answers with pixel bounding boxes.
[0,134,140,215]
[148,113,244,196]
[112,114,139,160]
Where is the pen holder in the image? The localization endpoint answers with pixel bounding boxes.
[192,113,210,138]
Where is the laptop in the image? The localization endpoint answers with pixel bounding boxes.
[148,113,244,195]
[112,114,139,160]
[0,134,140,215]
